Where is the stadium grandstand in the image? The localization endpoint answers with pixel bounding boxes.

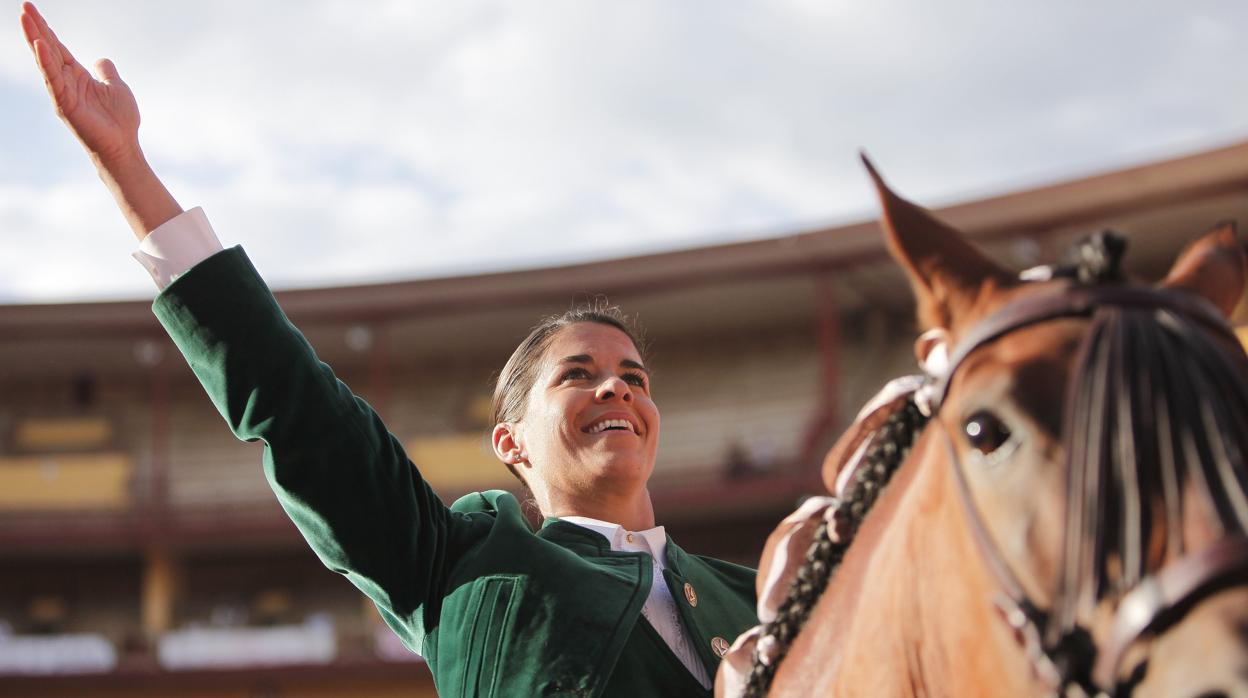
[1,141,1246,697]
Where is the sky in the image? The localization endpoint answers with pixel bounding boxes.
[2,0,1247,303]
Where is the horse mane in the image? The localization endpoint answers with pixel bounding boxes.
[1052,271,1248,646]
[743,398,928,696]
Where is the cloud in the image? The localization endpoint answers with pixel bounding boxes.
[3,0,1247,302]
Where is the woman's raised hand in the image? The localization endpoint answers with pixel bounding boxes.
[20,2,182,239]
[21,2,140,168]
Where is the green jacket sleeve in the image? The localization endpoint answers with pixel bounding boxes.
[153,246,482,651]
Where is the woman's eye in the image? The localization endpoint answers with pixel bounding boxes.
[623,372,647,388]
[963,410,1012,456]
[560,368,590,382]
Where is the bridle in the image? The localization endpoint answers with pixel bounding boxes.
[741,275,1248,698]
[927,283,1248,697]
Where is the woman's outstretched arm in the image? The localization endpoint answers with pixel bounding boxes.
[21,3,475,642]
[20,1,182,239]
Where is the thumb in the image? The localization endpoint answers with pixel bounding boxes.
[92,58,122,85]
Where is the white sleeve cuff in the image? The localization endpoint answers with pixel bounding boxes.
[131,207,225,290]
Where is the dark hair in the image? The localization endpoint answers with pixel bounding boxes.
[491,299,647,481]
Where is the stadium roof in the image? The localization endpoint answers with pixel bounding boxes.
[2,139,1246,339]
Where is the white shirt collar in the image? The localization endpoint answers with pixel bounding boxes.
[560,516,669,568]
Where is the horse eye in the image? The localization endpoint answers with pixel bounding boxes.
[963,410,1012,456]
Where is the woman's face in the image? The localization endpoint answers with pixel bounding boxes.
[511,322,660,503]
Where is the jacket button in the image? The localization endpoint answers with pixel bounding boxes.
[711,636,730,657]
[683,582,698,607]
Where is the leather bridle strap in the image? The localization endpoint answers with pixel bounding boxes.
[939,421,1035,611]
[948,410,1248,694]
[1093,535,1248,688]
[928,285,1238,413]
[928,283,1248,696]
[938,421,1072,692]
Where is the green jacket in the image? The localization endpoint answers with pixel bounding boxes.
[154,247,758,697]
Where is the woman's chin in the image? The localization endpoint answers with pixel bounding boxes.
[584,455,653,487]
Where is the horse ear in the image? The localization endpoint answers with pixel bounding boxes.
[861,154,1013,330]
[1158,221,1246,318]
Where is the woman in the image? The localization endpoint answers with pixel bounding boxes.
[20,4,758,696]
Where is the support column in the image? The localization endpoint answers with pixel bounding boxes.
[141,546,180,641]
[368,322,392,419]
[139,340,177,652]
[149,347,170,522]
[135,337,170,528]
[816,274,842,410]
[799,273,842,474]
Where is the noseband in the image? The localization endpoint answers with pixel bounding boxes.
[930,284,1248,697]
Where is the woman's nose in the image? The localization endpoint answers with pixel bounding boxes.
[596,376,632,402]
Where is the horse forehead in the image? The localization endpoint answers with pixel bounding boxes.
[942,276,1045,341]
[944,278,1080,360]
[954,320,1086,397]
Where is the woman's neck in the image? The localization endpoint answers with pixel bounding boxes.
[546,489,656,531]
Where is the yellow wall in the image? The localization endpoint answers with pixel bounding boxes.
[406,434,511,491]
[0,453,131,510]
[13,417,112,450]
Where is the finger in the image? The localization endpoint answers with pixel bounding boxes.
[32,38,70,108]
[24,2,56,44]
[22,3,53,47]
[31,39,59,89]
[24,2,75,69]
[93,58,122,85]
[20,9,42,54]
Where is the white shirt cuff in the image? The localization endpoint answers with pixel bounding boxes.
[131,207,224,290]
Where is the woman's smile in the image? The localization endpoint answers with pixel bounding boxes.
[582,412,642,435]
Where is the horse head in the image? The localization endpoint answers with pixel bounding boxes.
[753,159,1248,697]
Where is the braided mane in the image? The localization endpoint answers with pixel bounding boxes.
[743,399,928,696]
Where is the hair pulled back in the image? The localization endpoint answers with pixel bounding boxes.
[491,299,646,481]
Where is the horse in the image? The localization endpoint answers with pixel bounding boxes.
[717,158,1248,697]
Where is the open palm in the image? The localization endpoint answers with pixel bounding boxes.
[21,2,141,166]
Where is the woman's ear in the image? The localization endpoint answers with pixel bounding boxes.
[492,423,527,466]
